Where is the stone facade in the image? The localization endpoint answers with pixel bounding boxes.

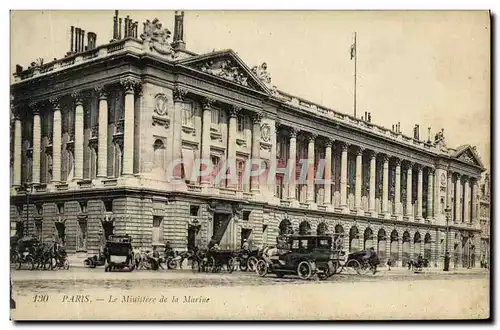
[10,12,487,267]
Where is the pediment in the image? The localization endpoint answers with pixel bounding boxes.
[178,50,274,95]
[452,145,484,168]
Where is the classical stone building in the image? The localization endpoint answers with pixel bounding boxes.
[10,11,486,267]
[479,173,490,268]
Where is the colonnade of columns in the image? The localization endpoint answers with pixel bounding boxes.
[11,77,141,188]
[276,126,479,223]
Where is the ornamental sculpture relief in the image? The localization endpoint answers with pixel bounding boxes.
[260,123,271,142]
[140,18,173,55]
[459,151,476,165]
[251,62,278,94]
[154,93,168,116]
[199,59,249,87]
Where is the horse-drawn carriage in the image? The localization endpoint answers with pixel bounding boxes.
[190,248,238,273]
[11,236,69,271]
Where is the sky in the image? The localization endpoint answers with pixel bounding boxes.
[10,10,491,170]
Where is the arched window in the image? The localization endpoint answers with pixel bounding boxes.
[153,139,166,170]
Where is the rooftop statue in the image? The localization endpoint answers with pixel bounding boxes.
[140,18,173,55]
[251,62,278,94]
[434,128,446,148]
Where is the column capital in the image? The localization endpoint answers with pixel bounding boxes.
[324,137,333,148]
[120,77,141,94]
[447,171,453,179]
[341,142,350,152]
[393,157,402,166]
[380,153,389,163]
[29,102,41,115]
[201,97,216,110]
[414,163,423,172]
[173,87,188,102]
[461,174,469,182]
[289,127,298,138]
[367,149,377,159]
[404,160,414,169]
[307,133,318,143]
[230,105,241,118]
[427,166,435,174]
[49,96,61,110]
[94,85,109,100]
[354,146,364,156]
[252,111,264,125]
[71,92,84,106]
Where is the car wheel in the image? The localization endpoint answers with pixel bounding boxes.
[63,260,69,270]
[167,259,178,270]
[247,257,258,272]
[256,260,268,277]
[297,261,313,280]
[227,257,236,273]
[347,259,363,275]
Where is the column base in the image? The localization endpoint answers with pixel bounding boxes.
[404,215,414,222]
[307,202,318,210]
[340,206,350,214]
[289,199,301,208]
[369,210,378,218]
[381,212,391,219]
[356,209,365,216]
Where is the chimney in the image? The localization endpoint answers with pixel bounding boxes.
[81,29,85,52]
[113,10,119,40]
[367,112,372,122]
[413,124,420,140]
[397,122,401,133]
[15,64,23,74]
[70,26,74,53]
[172,11,186,50]
[134,21,138,38]
[392,125,395,132]
[124,16,128,37]
[427,127,431,143]
[87,32,96,50]
[74,27,79,52]
[118,18,122,39]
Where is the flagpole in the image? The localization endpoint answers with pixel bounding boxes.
[353,31,357,118]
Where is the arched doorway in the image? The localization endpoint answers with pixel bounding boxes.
[299,221,311,235]
[390,230,399,264]
[349,226,359,253]
[279,219,292,235]
[316,222,328,235]
[402,231,411,266]
[377,229,387,263]
[414,232,422,258]
[364,227,374,250]
[424,233,432,263]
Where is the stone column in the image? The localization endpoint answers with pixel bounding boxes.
[382,155,389,215]
[30,103,41,184]
[394,159,401,215]
[287,128,298,200]
[323,139,332,205]
[427,168,434,219]
[200,97,214,186]
[13,110,22,186]
[305,134,316,203]
[447,171,453,209]
[72,93,84,181]
[120,78,139,177]
[405,163,413,217]
[340,143,349,208]
[251,112,263,193]
[227,106,239,189]
[416,165,423,219]
[354,147,363,210]
[49,98,62,183]
[455,174,462,223]
[463,177,470,223]
[471,180,478,223]
[95,86,109,179]
[172,87,188,181]
[368,152,377,213]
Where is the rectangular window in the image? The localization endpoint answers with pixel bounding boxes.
[236,160,244,191]
[152,216,163,244]
[190,205,200,217]
[237,114,245,132]
[276,175,284,199]
[211,156,221,186]
[243,211,251,221]
[182,103,194,127]
[211,108,220,129]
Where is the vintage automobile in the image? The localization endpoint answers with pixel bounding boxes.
[256,234,336,280]
[104,235,134,272]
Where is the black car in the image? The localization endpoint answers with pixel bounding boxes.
[256,235,336,280]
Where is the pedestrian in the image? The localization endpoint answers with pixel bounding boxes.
[387,258,392,271]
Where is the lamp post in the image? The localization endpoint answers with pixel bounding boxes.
[444,206,451,271]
